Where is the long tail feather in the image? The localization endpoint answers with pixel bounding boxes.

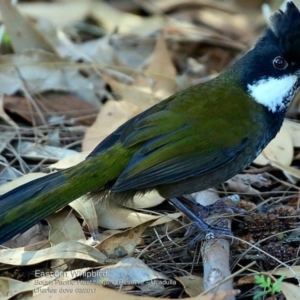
[0,146,132,244]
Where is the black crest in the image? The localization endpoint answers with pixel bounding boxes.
[261,2,300,59]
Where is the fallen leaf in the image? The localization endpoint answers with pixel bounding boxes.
[0,276,35,298]
[15,141,77,162]
[0,241,107,266]
[4,93,98,126]
[176,275,204,297]
[254,128,293,166]
[281,281,300,300]
[96,219,157,258]
[82,100,141,152]
[70,196,99,241]
[0,0,54,53]
[282,118,300,147]
[47,208,85,245]
[83,257,168,285]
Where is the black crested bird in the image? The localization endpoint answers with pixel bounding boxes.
[0,2,300,244]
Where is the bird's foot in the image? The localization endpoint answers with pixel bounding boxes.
[185,219,233,250]
[168,197,236,248]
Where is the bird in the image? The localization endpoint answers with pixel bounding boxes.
[0,1,300,245]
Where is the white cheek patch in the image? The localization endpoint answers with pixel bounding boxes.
[247,75,298,112]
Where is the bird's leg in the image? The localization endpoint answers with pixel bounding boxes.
[168,196,241,247]
[178,196,245,219]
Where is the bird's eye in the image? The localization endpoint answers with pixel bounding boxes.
[273,56,288,69]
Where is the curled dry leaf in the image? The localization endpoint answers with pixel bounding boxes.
[0,241,107,266]
[0,277,35,299]
[95,201,180,229]
[83,257,168,285]
[226,174,271,194]
[96,219,157,258]
[95,205,157,229]
[69,196,99,241]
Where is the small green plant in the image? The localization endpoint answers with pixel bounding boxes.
[253,274,285,299]
[1,32,10,47]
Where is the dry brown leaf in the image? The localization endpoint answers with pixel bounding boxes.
[0,0,54,53]
[103,75,160,110]
[270,266,300,278]
[234,274,255,286]
[196,8,251,38]
[142,33,177,99]
[226,174,271,194]
[83,257,168,285]
[47,209,85,245]
[96,205,149,229]
[0,277,35,299]
[82,100,141,152]
[0,95,19,131]
[95,202,179,229]
[254,128,293,166]
[3,224,49,248]
[141,0,239,14]
[4,93,98,126]
[69,196,99,241]
[282,118,300,147]
[281,282,300,300]
[147,33,176,78]
[90,1,165,36]
[0,241,107,266]
[12,2,89,26]
[176,275,204,297]
[270,161,300,179]
[151,212,182,226]
[96,219,157,258]
[0,50,101,106]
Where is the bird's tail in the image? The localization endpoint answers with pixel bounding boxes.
[0,171,70,243]
[0,145,132,244]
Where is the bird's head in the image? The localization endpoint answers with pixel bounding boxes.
[238,1,300,113]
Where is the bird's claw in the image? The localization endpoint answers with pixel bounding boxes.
[168,197,234,250]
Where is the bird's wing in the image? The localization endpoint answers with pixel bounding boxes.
[108,87,251,192]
